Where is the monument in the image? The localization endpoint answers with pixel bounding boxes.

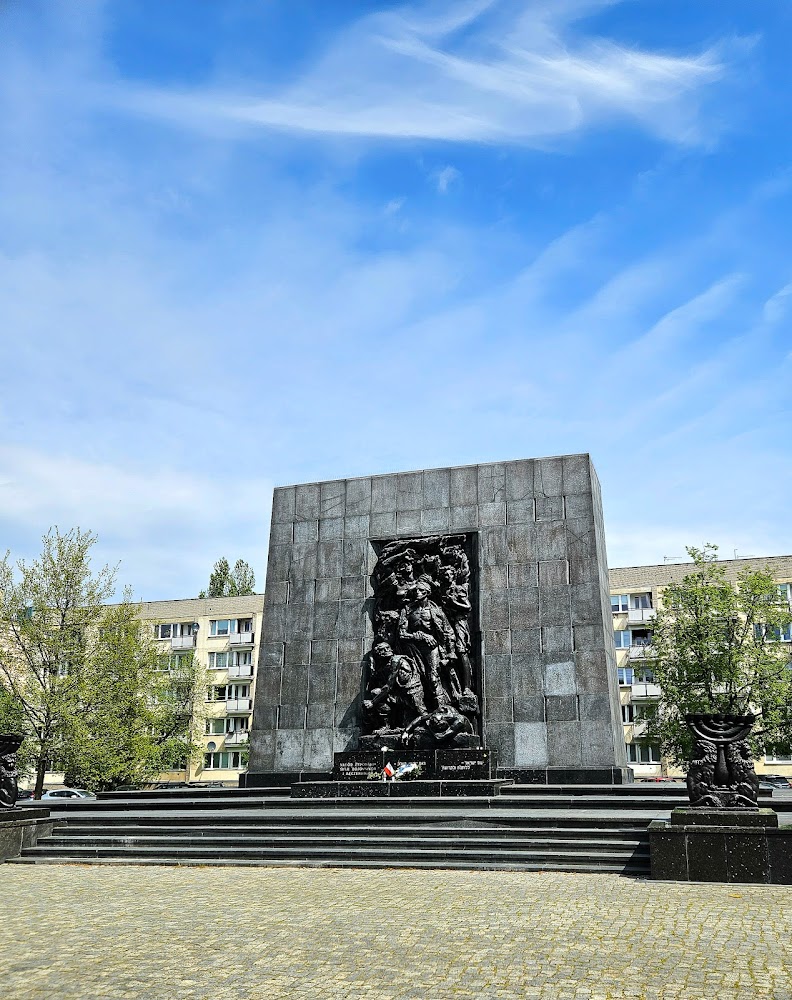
[247,454,629,785]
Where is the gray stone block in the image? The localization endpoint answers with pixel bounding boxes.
[422,507,450,532]
[284,639,311,667]
[508,562,538,588]
[333,729,358,754]
[370,512,397,537]
[341,576,366,600]
[280,665,309,704]
[506,499,534,524]
[450,505,478,530]
[571,581,602,625]
[289,579,315,605]
[306,703,334,729]
[396,510,421,533]
[478,463,505,504]
[580,719,616,764]
[564,492,594,520]
[508,587,540,629]
[335,600,365,640]
[345,477,372,515]
[252,704,277,729]
[308,661,336,702]
[272,487,296,522]
[542,626,574,654]
[545,694,578,721]
[544,660,577,696]
[535,522,567,560]
[315,577,341,602]
[259,642,284,670]
[449,465,478,506]
[254,666,281,703]
[562,454,591,495]
[540,585,572,627]
[303,728,334,770]
[310,639,337,663]
[342,539,367,577]
[294,519,319,544]
[423,468,450,508]
[397,472,423,511]
[371,474,398,513]
[319,516,344,541]
[278,704,306,728]
[270,521,294,545]
[484,653,512,699]
[514,696,545,722]
[480,590,510,630]
[535,496,564,522]
[546,721,583,767]
[336,661,364,701]
[539,559,569,587]
[481,565,509,591]
[285,602,314,641]
[506,523,534,562]
[320,480,346,518]
[266,544,292,584]
[510,629,542,655]
[534,457,563,497]
[483,629,511,654]
[317,540,343,580]
[479,502,506,527]
[575,649,611,693]
[480,527,508,567]
[338,638,365,663]
[274,729,305,770]
[578,693,612,721]
[261,602,286,642]
[288,543,318,582]
[335,696,360,729]
[485,722,516,767]
[573,623,606,652]
[248,731,275,771]
[295,483,321,520]
[485,696,514,722]
[312,602,340,639]
[266,581,289,605]
[344,515,370,539]
[511,653,545,695]
[505,460,535,501]
[514,722,547,767]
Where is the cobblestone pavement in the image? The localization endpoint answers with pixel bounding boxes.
[0,865,790,999]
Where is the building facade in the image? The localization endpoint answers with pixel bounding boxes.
[608,554,792,780]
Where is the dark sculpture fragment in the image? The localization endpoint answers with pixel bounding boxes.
[0,734,24,809]
[360,534,480,750]
[685,714,759,809]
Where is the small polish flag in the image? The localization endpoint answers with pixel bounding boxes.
[383,762,395,778]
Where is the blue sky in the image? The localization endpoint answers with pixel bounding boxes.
[1,0,791,599]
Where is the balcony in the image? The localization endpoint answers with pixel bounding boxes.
[171,635,196,650]
[631,682,661,700]
[225,698,252,713]
[628,644,654,660]
[224,731,249,746]
[228,664,254,680]
[229,632,255,647]
[631,719,650,737]
[628,608,656,625]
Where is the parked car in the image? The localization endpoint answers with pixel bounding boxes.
[762,775,792,789]
[15,789,35,800]
[39,788,96,801]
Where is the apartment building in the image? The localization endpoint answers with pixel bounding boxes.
[609,554,792,780]
[140,594,265,785]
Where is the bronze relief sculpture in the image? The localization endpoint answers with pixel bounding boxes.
[360,534,480,749]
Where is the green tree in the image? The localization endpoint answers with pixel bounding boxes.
[644,545,792,768]
[199,557,256,598]
[0,527,205,795]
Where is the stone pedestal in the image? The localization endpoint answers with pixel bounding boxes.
[650,808,792,884]
[332,748,494,781]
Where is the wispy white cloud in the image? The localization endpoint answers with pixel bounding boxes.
[111,0,729,147]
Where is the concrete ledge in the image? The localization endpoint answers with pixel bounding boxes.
[650,810,792,884]
[0,808,55,862]
[498,767,633,785]
[291,779,514,799]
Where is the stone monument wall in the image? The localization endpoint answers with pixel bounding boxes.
[248,454,627,781]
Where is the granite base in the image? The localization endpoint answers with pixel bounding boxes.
[291,779,513,799]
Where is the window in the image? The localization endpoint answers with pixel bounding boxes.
[205,718,250,735]
[238,618,253,633]
[614,630,631,649]
[611,595,628,613]
[159,653,189,671]
[205,683,250,702]
[233,650,252,667]
[210,618,252,636]
[778,583,791,605]
[209,651,229,670]
[630,593,652,610]
[765,753,792,764]
[156,622,195,640]
[618,667,634,685]
[634,666,656,683]
[626,743,662,764]
[755,624,792,642]
[631,628,652,648]
[204,751,242,769]
[621,704,635,723]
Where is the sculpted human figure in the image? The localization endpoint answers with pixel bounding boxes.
[438,560,477,708]
[362,641,426,734]
[398,577,456,709]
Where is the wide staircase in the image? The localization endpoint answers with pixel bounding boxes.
[9,783,751,876]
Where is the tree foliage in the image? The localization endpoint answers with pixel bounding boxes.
[645,545,792,767]
[199,557,256,598]
[0,527,204,795]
